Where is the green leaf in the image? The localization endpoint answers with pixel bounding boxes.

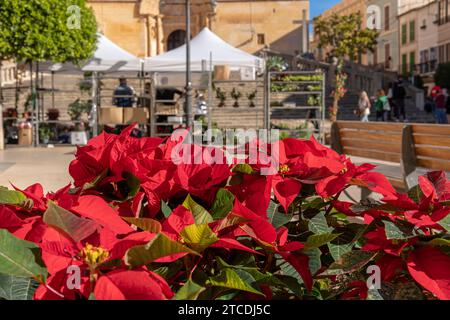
[328,242,353,261]
[122,217,162,233]
[125,233,199,267]
[309,212,333,234]
[183,195,213,224]
[438,215,450,233]
[122,172,141,201]
[211,189,235,220]
[267,201,293,229]
[82,169,108,191]
[276,255,303,285]
[305,233,340,249]
[321,251,377,276]
[180,224,218,252]
[232,164,254,174]
[383,220,416,240]
[0,186,26,205]
[208,268,264,296]
[173,279,205,300]
[407,184,423,204]
[43,201,98,242]
[161,201,172,218]
[0,229,47,279]
[305,248,322,275]
[427,238,450,247]
[0,274,39,300]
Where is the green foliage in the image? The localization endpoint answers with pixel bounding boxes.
[0,187,26,205]
[0,274,39,300]
[0,230,47,279]
[0,0,97,63]
[266,56,286,72]
[434,63,450,89]
[183,195,214,224]
[314,12,379,62]
[125,233,199,267]
[43,201,98,242]
[68,99,91,120]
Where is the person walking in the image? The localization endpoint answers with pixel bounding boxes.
[393,77,407,122]
[374,89,390,122]
[434,88,448,124]
[358,91,371,122]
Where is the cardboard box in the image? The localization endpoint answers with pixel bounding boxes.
[100,107,123,124]
[214,65,231,80]
[70,131,88,145]
[123,108,148,124]
[18,127,33,146]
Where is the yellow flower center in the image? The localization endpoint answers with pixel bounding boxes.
[340,167,348,175]
[81,243,109,267]
[279,164,290,174]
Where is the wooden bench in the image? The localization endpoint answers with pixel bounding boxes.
[331,121,450,191]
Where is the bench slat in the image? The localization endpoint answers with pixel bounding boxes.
[336,121,404,132]
[413,135,450,147]
[341,138,401,154]
[412,124,450,136]
[416,158,450,172]
[415,147,450,161]
[343,147,401,163]
[340,130,402,143]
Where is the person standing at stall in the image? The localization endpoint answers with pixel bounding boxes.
[113,78,136,108]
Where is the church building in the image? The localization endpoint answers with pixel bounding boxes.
[87,0,310,57]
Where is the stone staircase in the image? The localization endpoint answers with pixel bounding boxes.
[334,91,436,123]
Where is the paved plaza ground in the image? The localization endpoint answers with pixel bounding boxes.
[0,146,75,192]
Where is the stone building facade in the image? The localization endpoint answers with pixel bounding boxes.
[366,0,400,72]
[87,0,310,57]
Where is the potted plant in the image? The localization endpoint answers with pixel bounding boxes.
[39,124,52,144]
[47,108,60,120]
[68,99,90,121]
[247,90,257,108]
[215,87,227,107]
[231,88,242,108]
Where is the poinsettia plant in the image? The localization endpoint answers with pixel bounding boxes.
[0,126,449,300]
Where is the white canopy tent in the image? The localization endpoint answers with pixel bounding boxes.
[122,28,264,73]
[47,33,138,73]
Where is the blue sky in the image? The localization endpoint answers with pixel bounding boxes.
[310,0,341,18]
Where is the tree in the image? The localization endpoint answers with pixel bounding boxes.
[314,13,378,121]
[0,0,97,148]
[434,63,450,89]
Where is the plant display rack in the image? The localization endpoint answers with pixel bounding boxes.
[267,71,326,143]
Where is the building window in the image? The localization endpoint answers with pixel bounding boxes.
[384,6,390,31]
[402,23,407,44]
[409,20,415,42]
[438,0,450,25]
[402,54,408,75]
[257,34,265,45]
[410,51,416,73]
[167,29,186,50]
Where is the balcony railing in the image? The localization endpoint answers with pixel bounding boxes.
[416,60,438,75]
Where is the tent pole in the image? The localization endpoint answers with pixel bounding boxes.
[91,71,98,137]
[185,0,193,129]
[207,51,213,140]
